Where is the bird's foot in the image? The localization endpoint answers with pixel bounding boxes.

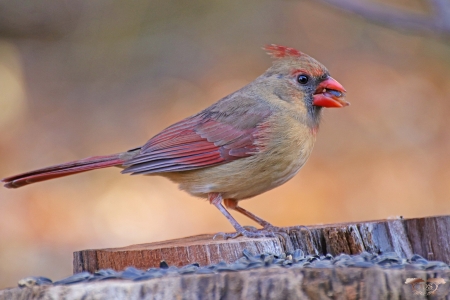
[213,225,312,239]
[280,225,312,235]
[213,229,276,239]
[246,224,311,235]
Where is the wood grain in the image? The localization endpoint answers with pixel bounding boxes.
[73,215,450,274]
[74,234,283,273]
[3,267,448,299]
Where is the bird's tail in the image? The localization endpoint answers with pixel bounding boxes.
[2,154,125,189]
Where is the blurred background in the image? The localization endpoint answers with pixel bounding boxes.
[0,0,449,289]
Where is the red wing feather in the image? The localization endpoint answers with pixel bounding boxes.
[122,110,270,175]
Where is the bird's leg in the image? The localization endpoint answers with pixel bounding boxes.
[209,193,275,239]
[223,199,309,233]
[223,199,273,228]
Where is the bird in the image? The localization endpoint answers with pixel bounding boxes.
[1,44,349,238]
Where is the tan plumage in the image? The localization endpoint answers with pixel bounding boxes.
[2,45,348,238]
[163,85,317,201]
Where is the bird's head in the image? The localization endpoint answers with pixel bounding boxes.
[262,44,349,125]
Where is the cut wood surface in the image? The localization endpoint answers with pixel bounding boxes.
[2,267,449,299]
[74,215,450,273]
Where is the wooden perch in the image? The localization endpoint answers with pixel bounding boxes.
[3,215,450,299]
[74,215,450,273]
[3,265,450,299]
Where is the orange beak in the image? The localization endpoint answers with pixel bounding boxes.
[313,77,349,108]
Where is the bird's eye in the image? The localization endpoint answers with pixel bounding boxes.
[297,74,309,85]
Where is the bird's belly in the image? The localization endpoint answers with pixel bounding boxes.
[163,135,314,200]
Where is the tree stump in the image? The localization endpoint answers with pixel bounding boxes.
[74,215,450,273]
[2,267,449,299]
[3,215,450,299]
[74,234,283,273]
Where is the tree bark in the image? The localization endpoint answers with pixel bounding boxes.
[74,215,450,273]
[2,267,448,299]
[3,215,450,299]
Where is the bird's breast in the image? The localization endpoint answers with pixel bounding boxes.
[261,122,316,188]
[163,116,316,200]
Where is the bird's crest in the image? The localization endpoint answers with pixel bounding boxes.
[264,44,303,58]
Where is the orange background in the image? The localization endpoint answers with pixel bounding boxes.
[1,0,450,289]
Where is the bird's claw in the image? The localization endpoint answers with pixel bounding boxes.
[213,229,276,239]
[243,225,259,232]
[281,225,312,235]
[260,225,312,235]
[213,225,312,240]
[247,224,291,234]
[213,232,240,239]
[262,225,285,232]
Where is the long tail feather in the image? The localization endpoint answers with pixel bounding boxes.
[2,154,124,189]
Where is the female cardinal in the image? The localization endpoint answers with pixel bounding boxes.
[2,45,348,238]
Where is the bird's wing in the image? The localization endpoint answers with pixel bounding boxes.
[122,101,271,175]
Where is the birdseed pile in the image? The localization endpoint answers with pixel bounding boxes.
[18,250,449,287]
